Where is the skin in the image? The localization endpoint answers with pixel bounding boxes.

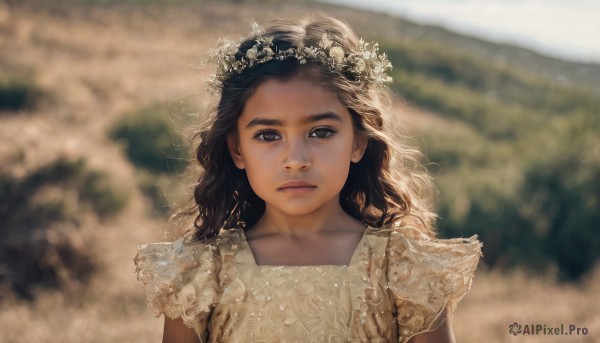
[163,317,200,343]
[227,74,369,265]
[163,74,455,342]
[409,309,456,343]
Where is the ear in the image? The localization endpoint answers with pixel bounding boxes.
[351,133,368,163]
[226,133,246,169]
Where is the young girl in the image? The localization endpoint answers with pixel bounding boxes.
[135,15,482,343]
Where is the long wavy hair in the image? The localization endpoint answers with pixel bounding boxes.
[172,15,437,240]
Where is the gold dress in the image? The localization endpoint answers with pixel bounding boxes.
[134,224,482,343]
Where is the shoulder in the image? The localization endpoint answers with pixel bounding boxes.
[133,236,223,319]
[134,229,249,336]
[386,220,482,255]
[385,220,482,289]
[134,228,242,275]
[135,237,221,287]
[384,220,482,341]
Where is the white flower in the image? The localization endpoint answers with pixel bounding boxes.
[227,45,238,55]
[221,60,230,71]
[319,33,333,49]
[246,47,258,60]
[251,22,264,36]
[329,46,345,63]
[355,59,366,72]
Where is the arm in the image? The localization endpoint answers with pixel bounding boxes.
[408,308,455,343]
[163,317,201,343]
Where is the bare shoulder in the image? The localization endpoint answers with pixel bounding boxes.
[162,317,200,343]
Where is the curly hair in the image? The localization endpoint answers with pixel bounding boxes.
[171,15,438,240]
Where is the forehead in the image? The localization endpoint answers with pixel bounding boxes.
[239,75,350,125]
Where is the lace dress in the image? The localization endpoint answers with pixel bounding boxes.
[134,224,482,342]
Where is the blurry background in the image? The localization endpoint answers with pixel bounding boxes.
[0,0,598,342]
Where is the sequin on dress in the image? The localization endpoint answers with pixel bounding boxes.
[134,224,482,342]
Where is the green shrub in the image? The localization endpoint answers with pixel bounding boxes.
[0,74,44,111]
[393,71,540,139]
[0,158,84,235]
[0,227,98,301]
[0,157,128,233]
[138,170,173,216]
[382,37,600,281]
[109,104,188,174]
[385,41,600,118]
[435,138,600,281]
[518,146,600,281]
[436,174,547,273]
[79,170,130,218]
[0,157,128,299]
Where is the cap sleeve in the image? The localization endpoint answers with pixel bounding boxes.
[386,225,482,342]
[134,238,221,337]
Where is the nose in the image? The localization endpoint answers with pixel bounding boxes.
[283,137,312,171]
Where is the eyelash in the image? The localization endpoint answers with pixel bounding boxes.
[253,127,337,142]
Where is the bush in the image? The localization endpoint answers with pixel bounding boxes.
[436,177,548,273]
[518,148,600,281]
[435,139,600,281]
[0,157,128,230]
[0,157,128,299]
[0,227,98,300]
[79,170,129,217]
[385,41,600,118]
[0,158,84,236]
[0,74,44,111]
[385,37,600,281]
[138,170,174,216]
[109,104,188,175]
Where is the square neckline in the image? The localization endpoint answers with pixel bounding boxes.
[237,226,372,268]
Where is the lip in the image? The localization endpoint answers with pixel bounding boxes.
[278,180,317,191]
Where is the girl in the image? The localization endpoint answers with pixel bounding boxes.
[135,15,482,343]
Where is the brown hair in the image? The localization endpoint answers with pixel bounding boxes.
[172,15,437,240]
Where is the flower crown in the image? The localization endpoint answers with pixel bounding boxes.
[207,23,392,90]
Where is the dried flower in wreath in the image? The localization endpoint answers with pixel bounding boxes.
[206,22,393,92]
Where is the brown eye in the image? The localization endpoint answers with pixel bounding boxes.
[309,127,336,139]
[254,130,280,142]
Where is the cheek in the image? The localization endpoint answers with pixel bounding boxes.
[242,160,269,198]
[239,145,276,188]
[315,137,355,174]
[240,143,275,168]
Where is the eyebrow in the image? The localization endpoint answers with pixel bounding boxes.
[244,111,343,129]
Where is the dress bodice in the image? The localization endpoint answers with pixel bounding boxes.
[134,224,482,342]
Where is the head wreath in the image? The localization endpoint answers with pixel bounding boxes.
[207,22,392,91]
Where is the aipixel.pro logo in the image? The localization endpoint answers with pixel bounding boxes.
[509,322,522,335]
[509,322,589,336]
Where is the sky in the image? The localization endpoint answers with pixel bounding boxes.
[322,0,600,64]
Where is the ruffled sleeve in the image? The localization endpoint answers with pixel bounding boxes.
[386,225,482,342]
[134,238,221,339]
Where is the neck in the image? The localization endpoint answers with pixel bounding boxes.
[252,197,362,238]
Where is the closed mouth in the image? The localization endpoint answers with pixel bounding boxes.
[278,180,317,191]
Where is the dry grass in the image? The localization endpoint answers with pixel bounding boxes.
[0,1,598,342]
[455,267,600,342]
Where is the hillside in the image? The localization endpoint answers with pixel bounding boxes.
[316,1,600,95]
[1,1,599,342]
